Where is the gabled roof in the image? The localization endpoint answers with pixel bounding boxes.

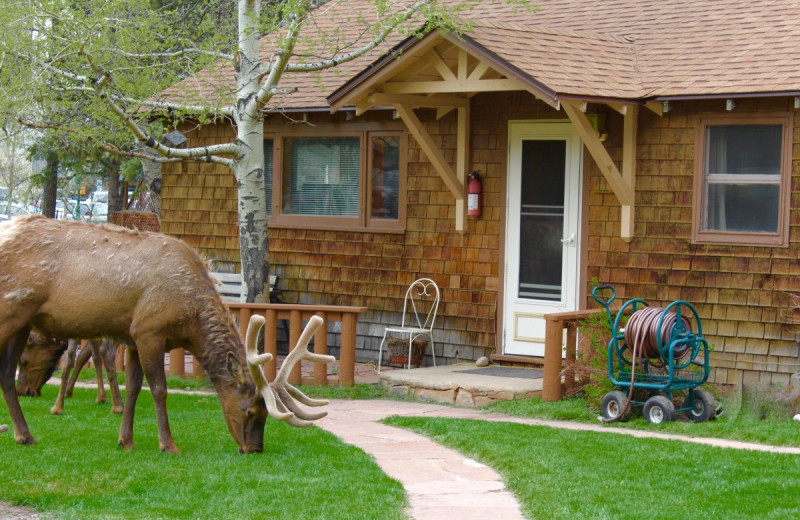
[161,0,800,110]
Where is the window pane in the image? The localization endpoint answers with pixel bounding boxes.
[705,183,779,232]
[703,124,783,234]
[281,137,360,217]
[370,136,400,219]
[707,125,782,175]
[264,139,273,216]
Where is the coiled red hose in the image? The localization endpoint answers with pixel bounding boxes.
[624,306,691,364]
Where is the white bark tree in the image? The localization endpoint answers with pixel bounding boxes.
[0,0,512,302]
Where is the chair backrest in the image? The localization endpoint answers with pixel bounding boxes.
[401,278,440,331]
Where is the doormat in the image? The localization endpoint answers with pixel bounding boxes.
[455,367,543,379]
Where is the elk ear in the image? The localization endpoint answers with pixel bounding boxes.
[226,353,248,386]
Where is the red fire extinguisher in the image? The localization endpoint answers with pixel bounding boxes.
[468,171,482,217]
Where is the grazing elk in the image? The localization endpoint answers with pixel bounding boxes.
[0,215,332,453]
[16,335,123,415]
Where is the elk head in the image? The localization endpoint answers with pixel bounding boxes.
[16,333,70,397]
[245,315,335,427]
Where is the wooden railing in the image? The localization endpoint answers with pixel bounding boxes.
[166,303,367,387]
[542,309,605,401]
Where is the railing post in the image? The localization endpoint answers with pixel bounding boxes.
[564,322,577,394]
[192,355,205,378]
[542,318,563,402]
[288,310,302,385]
[313,312,328,386]
[115,344,125,372]
[339,312,356,387]
[237,308,253,341]
[169,348,185,377]
[264,309,278,382]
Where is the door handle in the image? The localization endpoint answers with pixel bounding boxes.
[560,233,576,246]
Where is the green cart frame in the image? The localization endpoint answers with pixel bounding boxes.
[593,285,716,424]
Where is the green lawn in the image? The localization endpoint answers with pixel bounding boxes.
[385,415,800,520]
[0,385,407,520]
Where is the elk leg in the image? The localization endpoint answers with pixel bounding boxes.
[139,344,179,454]
[0,328,35,444]
[101,341,123,414]
[66,340,92,398]
[51,339,78,415]
[87,339,108,404]
[118,346,143,450]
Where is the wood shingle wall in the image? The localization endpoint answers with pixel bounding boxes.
[159,93,800,383]
[587,98,800,386]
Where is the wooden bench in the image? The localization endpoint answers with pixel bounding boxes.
[210,272,280,303]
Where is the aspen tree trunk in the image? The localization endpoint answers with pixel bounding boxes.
[233,0,269,302]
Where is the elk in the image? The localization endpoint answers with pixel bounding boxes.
[0,215,332,452]
[16,334,123,415]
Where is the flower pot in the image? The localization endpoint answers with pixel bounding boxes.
[386,337,427,367]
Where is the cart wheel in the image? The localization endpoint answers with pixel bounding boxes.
[643,395,675,424]
[683,389,716,423]
[601,391,631,422]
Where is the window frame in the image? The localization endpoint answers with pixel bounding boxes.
[265,123,407,232]
[692,112,792,247]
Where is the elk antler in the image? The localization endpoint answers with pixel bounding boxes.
[245,314,335,427]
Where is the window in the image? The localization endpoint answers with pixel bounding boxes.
[265,127,405,231]
[693,113,792,246]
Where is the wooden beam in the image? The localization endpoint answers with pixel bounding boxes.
[606,102,628,115]
[645,100,664,116]
[458,49,468,81]
[455,106,469,232]
[368,93,468,109]
[394,103,464,202]
[562,100,634,206]
[355,98,371,116]
[382,78,519,94]
[620,105,638,242]
[428,48,457,81]
[468,61,490,81]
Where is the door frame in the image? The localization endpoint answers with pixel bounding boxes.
[501,120,585,358]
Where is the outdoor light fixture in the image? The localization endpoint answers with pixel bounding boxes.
[794,96,800,109]
[163,129,188,148]
[725,99,736,111]
[662,101,672,113]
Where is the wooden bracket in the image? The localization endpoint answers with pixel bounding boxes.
[562,100,636,241]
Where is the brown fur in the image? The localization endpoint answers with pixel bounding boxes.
[0,215,265,453]
[16,331,68,398]
[17,335,123,414]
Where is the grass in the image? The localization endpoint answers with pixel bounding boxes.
[385,415,800,520]
[486,384,800,448]
[0,385,407,520]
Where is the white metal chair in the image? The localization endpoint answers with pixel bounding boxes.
[377,278,440,373]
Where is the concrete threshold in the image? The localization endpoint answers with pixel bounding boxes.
[379,364,543,407]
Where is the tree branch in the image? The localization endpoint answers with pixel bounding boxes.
[282,0,431,73]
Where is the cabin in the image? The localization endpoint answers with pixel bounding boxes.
[158,0,800,387]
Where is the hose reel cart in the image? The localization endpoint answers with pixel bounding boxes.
[593,285,716,424]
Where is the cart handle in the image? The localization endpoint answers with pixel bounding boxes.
[592,285,616,330]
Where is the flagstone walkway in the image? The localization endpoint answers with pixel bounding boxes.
[317,399,800,520]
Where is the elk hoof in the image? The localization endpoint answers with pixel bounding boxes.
[112,406,123,415]
[160,444,181,455]
[118,438,135,451]
[50,406,64,415]
[16,435,35,446]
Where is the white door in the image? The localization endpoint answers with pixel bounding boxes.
[504,121,583,357]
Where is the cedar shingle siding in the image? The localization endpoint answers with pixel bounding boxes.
[161,92,800,384]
